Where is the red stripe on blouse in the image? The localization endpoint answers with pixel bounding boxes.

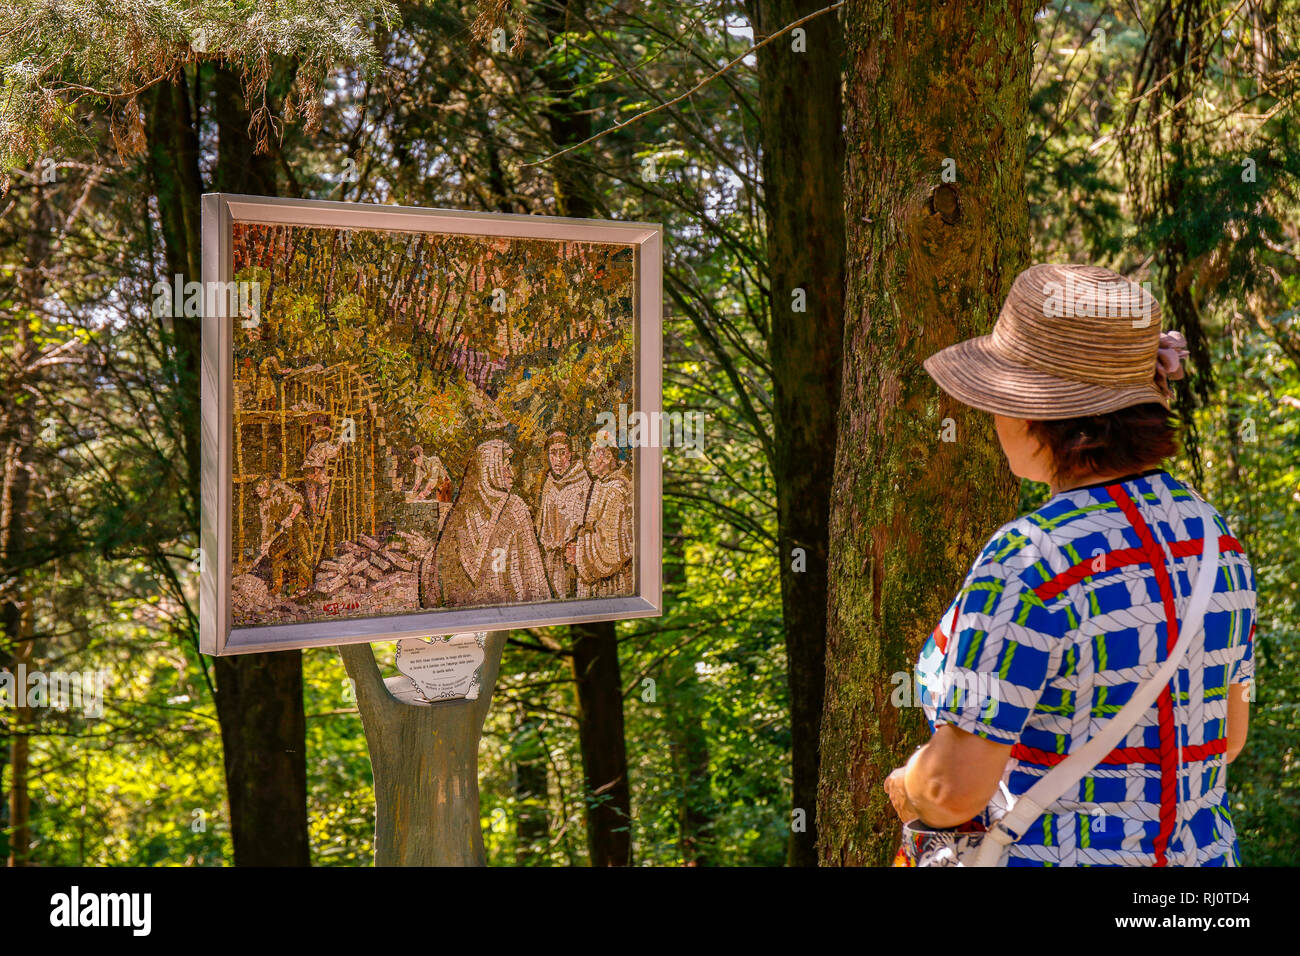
[1011,737,1226,767]
[1106,483,1181,867]
[1033,535,1241,602]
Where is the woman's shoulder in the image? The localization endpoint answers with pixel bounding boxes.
[1000,470,1245,583]
[965,511,1063,590]
[971,470,1235,565]
[966,481,1134,588]
[1043,468,1234,539]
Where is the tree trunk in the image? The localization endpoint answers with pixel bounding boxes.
[6,632,32,867]
[145,65,312,865]
[3,177,49,865]
[749,0,846,866]
[339,633,507,866]
[208,68,310,865]
[209,651,311,865]
[146,76,203,492]
[662,501,712,865]
[533,0,634,868]
[569,622,633,866]
[536,0,601,221]
[211,66,279,200]
[817,0,1033,867]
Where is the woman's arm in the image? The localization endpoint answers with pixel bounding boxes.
[892,682,1249,825]
[899,724,1014,827]
[1226,682,1251,764]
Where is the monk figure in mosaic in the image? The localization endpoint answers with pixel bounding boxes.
[535,430,591,599]
[419,439,551,608]
[566,438,634,598]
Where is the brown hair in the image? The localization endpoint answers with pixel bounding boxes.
[1026,402,1180,484]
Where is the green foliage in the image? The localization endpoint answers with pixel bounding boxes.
[1190,317,1300,866]
[304,650,374,865]
[0,0,398,189]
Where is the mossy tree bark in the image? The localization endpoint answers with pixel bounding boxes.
[817,0,1034,866]
[748,0,846,867]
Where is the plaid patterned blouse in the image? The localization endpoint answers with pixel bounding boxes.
[916,469,1256,867]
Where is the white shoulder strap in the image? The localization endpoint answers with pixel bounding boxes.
[970,500,1221,866]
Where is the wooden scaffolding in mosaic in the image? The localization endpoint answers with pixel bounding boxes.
[232,362,383,575]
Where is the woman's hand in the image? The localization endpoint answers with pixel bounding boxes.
[884,766,921,822]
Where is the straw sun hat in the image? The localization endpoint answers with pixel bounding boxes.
[924,263,1190,420]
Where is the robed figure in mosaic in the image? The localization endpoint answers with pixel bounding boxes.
[567,440,634,598]
[536,430,592,600]
[420,439,551,608]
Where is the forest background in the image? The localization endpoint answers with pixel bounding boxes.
[1,0,1298,867]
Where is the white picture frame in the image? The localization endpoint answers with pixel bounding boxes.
[199,193,663,656]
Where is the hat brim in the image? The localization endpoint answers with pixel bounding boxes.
[923,335,1170,420]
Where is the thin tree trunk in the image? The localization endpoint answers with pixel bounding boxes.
[0,438,8,859]
[146,66,312,866]
[3,177,48,866]
[569,621,633,866]
[818,0,1032,866]
[662,502,712,865]
[749,0,846,866]
[3,420,33,867]
[6,628,32,867]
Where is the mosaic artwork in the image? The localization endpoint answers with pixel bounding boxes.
[228,223,637,627]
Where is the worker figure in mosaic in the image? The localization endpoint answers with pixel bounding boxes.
[255,354,284,409]
[301,422,343,519]
[253,476,314,597]
[406,444,450,502]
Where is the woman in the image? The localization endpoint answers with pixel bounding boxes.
[887,263,1256,867]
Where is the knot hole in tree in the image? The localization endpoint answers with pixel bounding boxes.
[929,184,961,225]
